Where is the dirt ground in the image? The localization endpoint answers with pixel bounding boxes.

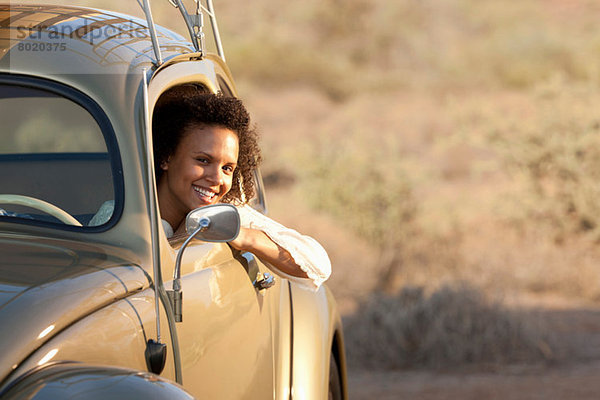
[348,361,600,400]
[347,304,600,399]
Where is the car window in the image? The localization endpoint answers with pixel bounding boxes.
[0,83,117,228]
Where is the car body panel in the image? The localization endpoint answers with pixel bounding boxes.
[9,287,179,384]
[0,234,150,383]
[290,284,348,400]
[164,242,276,399]
[10,289,158,380]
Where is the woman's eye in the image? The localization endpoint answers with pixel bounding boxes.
[196,158,208,164]
[223,165,235,173]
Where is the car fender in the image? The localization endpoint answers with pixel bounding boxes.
[289,283,347,400]
[0,362,194,400]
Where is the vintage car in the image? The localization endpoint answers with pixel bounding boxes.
[0,2,347,399]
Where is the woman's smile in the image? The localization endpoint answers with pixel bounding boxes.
[192,185,218,203]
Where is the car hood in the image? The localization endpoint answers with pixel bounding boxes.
[0,234,151,382]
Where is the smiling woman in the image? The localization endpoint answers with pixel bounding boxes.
[152,87,331,290]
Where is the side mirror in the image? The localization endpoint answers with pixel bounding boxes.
[169,204,240,323]
[185,204,240,242]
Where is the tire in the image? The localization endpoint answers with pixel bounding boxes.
[328,353,343,400]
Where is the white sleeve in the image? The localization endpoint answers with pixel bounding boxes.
[237,204,331,291]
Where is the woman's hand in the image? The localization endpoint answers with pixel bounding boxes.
[229,227,309,279]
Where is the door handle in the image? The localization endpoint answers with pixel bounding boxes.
[241,251,259,278]
[241,252,276,291]
[254,272,276,291]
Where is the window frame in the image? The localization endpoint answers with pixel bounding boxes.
[216,76,268,214]
[0,73,124,232]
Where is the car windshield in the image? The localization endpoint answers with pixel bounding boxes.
[0,83,116,228]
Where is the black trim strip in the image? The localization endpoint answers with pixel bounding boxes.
[288,281,294,400]
[0,152,109,161]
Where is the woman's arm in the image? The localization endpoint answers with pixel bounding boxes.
[232,204,331,290]
[229,227,310,279]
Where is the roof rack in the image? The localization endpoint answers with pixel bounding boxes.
[139,0,226,66]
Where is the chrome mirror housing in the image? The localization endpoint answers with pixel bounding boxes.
[185,204,240,242]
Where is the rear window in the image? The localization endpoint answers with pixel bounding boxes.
[0,80,121,229]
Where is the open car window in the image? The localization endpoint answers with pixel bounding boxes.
[0,82,119,229]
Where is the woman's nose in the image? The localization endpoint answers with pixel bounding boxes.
[206,166,224,185]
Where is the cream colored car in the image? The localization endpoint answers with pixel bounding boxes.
[0,3,346,399]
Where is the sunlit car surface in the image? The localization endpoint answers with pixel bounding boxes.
[0,3,346,399]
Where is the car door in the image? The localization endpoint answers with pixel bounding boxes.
[162,235,279,399]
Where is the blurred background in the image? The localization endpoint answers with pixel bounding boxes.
[17,0,600,397]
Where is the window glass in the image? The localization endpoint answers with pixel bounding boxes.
[0,84,115,228]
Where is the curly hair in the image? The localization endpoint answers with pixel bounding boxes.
[152,87,262,204]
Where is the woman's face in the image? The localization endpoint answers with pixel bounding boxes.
[157,124,239,226]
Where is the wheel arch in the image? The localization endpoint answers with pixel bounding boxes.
[0,362,193,400]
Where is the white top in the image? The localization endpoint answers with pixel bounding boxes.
[162,205,331,291]
[236,204,331,291]
[161,218,174,238]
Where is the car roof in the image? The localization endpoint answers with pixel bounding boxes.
[0,4,195,74]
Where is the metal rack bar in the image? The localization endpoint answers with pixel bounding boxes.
[171,0,203,53]
[205,0,225,61]
[167,0,226,59]
[140,0,163,65]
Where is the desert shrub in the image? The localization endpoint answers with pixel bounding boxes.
[490,86,600,242]
[297,133,417,291]
[344,284,558,369]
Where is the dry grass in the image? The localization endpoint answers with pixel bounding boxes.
[343,284,560,369]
